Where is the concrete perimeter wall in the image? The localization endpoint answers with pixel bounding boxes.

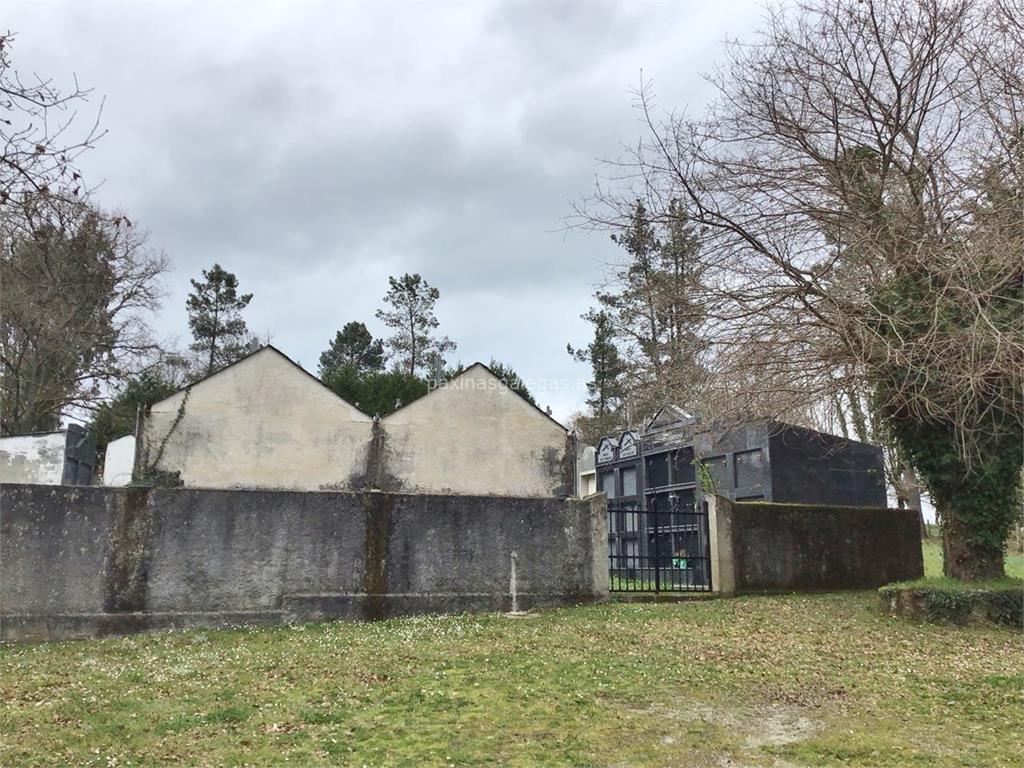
[709,496,923,593]
[1,484,608,641]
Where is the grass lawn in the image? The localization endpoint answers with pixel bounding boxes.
[2,590,1022,767]
[921,534,1024,579]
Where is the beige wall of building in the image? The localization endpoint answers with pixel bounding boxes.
[144,351,573,497]
[144,348,372,490]
[382,364,572,497]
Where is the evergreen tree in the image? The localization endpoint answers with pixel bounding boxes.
[375,274,456,376]
[318,322,385,378]
[597,199,707,414]
[569,311,627,417]
[186,264,253,376]
[88,369,181,450]
[322,367,429,417]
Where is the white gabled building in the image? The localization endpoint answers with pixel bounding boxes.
[140,347,574,497]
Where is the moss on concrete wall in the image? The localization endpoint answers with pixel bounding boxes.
[1,483,608,641]
[713,496,923,592]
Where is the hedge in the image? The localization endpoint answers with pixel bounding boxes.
[879,577,1023,628]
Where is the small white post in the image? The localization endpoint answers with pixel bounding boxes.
[509,551,519,614]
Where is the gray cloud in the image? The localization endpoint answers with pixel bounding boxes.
[6,0,762,420]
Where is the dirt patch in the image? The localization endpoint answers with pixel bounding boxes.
[669,701,819,746]
[743,708,819,749]
[634,701,820,767]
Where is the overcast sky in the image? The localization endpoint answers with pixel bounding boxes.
[7,0,763,421]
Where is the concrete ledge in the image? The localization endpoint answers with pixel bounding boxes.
[1,593,609,642]
[1,611,286,642]
[879,582,1023,628]
[609,593,719,603]
[282,592,603,622]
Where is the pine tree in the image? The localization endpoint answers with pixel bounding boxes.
[375,274,455,376]
[186,264,253,376]
[318,322,385,378]
[569,311,627,417]
[597,200,707,413]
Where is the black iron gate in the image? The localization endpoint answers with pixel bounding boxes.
[608,496,712,593]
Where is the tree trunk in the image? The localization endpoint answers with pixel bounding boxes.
[208,308,220,376]
[887,412,1019,583]
[833,394,849,439]
[900,466,927,538]
[847,390,868,443]
[942,513,1006,581]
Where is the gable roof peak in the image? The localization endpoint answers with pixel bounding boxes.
[148,344,370,418]
[387,360,567,432]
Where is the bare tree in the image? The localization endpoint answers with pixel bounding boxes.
[579,0,1023,579]
[0,32,104,207]
[817,385,929,535]
[1,194,167,434]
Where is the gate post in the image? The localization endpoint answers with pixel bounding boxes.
[652,496,661,593]
[707,495,736,595]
